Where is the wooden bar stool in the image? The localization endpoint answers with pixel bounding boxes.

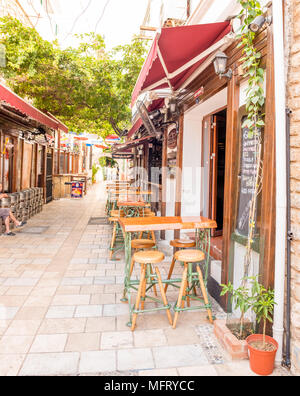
[130,239,157,296]
[109,217,124,259]
[164,239,196,293]
[172,249,213,329]
[131,250,173,331]
[138,212,156,243]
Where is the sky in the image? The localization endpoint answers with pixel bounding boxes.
[52,0,150,50]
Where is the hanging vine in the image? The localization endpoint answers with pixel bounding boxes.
[236,0,265,280]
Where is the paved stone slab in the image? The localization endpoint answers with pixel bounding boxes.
[79,350,116,374]
[74,305,103,318]
[117,348,154,371]
[101,331,133,350]
[152,344,209,369]
[30,334,68,353]
[20,352,80,376]
[46,306,76,319]
[0,354,26,376]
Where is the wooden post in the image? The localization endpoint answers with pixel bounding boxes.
[12,136,18,192]
[259,26,276,291]
[43,145,47,203]
[161,129,168,240]
[187,0,191,18]
[174,114,184,239]
[0,131,2,186]
[221,66,240,310]
[57,130,61,174]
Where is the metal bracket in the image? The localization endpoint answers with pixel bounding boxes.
[287,231,294,242]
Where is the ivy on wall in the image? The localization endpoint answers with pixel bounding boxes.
[236,0,265,279]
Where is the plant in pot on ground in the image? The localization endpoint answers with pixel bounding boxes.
[246,280,278,376]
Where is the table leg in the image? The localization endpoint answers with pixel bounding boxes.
[121,231,132,303]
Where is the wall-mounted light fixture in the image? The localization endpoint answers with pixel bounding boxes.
[149,109,161,120]
[213,51,232,80]
[249,15,272,33]
[155,130,163,140]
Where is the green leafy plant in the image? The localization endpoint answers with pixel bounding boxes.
[221,278,254,338]
[236,0,265,278]
[92,164,99,183]
[0,16,148,136]
[252,282,276,348]
[221,276,275,344]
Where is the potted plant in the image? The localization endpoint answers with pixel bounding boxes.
[246,281,278,376]
[220,278,255,339]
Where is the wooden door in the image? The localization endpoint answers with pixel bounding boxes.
[21,142,33,190]
[210,116,218,232]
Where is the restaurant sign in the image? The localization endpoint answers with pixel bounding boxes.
[71,182,84,199]
[112,153,134,160]
[194,86,205,104]
[167,129,178,150]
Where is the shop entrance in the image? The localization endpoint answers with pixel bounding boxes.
[209,109,227,237]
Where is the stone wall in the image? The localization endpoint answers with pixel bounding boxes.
[286,0,300,376]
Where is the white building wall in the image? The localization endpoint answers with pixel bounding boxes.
[181,88,227,217]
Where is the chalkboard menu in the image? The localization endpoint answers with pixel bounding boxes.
[236,116,260,237]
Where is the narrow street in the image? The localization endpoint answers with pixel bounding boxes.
[0,184,289,376]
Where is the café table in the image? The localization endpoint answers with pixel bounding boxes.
[117,198,147,218]
[109,199,149,259]
[118,216,217,327]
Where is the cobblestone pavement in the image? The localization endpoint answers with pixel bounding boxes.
[0,184,291,376]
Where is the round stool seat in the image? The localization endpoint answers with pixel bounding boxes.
[133,250,165,265]
[174,249,205,263]
[145,212,156,217]
[109,217,119,222]
[131,239,156,249]
[170,239,196,249]
[110,210,120,217]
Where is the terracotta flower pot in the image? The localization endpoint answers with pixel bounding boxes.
[246,334,278,376]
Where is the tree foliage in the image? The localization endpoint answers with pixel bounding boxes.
[0,16,147,136]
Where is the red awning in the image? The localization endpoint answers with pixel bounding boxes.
[47,112,68,133]
[131,22,231,106]
[0,84,61,130]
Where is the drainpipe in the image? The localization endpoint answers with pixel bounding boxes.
[283,108,292,369]
[272,0,287,366]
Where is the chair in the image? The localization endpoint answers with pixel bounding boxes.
[164,239,196,293]
[172,249,213,329]
[130,250,173,331]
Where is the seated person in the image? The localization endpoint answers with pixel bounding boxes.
[0,183,26,236]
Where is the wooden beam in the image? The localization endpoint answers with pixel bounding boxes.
[221,67,240,310]
[57,130,61,174]
[161,129,168,240]
[140,26,157,32]
[174,114,184,239]
[12,136,18,192]
[259,25,276,290]
[187,0,191,18]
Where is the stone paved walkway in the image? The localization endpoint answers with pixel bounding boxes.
[0,184,291,376]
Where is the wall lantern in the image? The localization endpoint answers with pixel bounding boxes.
[169,98,177,114]
[155,130,163,140]
[249,15,272,33]
[213,51,232,79]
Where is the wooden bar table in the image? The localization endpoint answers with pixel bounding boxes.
[118,216,217,327]
[117,198,147,218]
[109,199,149,259]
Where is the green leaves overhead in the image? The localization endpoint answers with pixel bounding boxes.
[0,16,147,136]
[237,0,265,138]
